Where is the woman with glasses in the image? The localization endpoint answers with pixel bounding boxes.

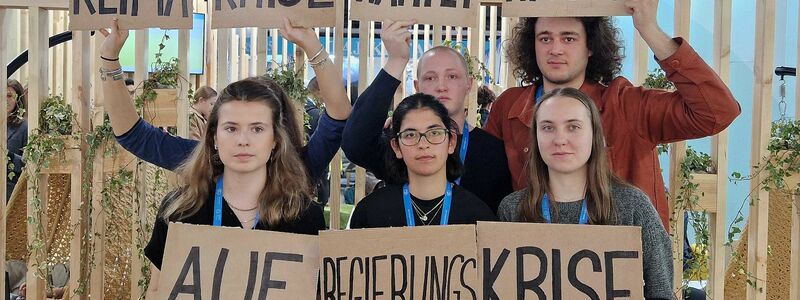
[349,93,496,228]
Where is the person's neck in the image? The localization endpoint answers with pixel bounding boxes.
[222,168,266,208]
[541,77,585,94]
[547,169,588,203]
[449,111,468,134]
[407,169,448,201]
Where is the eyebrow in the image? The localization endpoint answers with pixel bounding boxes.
[401,124,445,131]
[538,119,584,124]
[536,30,580,36]
[220,121,268,126]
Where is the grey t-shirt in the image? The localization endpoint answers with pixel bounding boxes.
[497,184,674,300]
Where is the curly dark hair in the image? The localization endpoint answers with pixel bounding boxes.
[506,17,624,85]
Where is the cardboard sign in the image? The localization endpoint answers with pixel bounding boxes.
[319,225,480,300]
[502,0,630,17]
[211,0,337,29]
[350,0,478,27]
[157,223,320,299]
[69,0,194,30]
[477,222,643,299]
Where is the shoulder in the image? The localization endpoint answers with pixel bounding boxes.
[610,183,651,207]
[469,128,504,147]
[494,86,532,109]
[452,184,486,205]
[497,189,527,221]
[356,185,402,209]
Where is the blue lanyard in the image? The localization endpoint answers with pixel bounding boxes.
[541,193,589,225]
[535,85,544,103]
[402,183,453,227]
[213,175,259,229]
[455,122,469,185]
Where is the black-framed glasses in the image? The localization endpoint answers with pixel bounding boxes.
[397,128,449,146]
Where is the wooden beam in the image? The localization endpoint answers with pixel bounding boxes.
[669,0,691,293]
[329,1,346,230]
[89,31,106,299]
[708,1,731,299]
[68,30,91,300]
[0,8,8,297]
[355,22,370,204]
[257,28,268,75]
[27,7,49,299]
[216,29,230,91]
[633,31,649,85]
[0,0,68,10]
[747,1,776,299]
[488,6,497,86]
[129,28,149,300]
[177,29,190,137]
[789,2,800,299]
[467,11,480,127]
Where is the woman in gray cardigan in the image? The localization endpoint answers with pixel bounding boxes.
[496,88,674,300]
[6,79,27,201]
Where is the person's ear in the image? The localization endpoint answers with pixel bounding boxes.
[390,139,404,159]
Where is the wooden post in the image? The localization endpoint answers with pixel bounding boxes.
[467,10,481,128]
[708,1,732,299]
[27,7,49,299]
[129,28,149,300]
[747,1,775,299]
[216,29,230,92]
[90,31,106,300]
[0,7,8,297]
[488,5,497,87]
[329,1,346,230]
[793,8,800,298]
[669,0,691,292]
[70,30,91,300]
[633,30,649,85]
[355,22,370,204]
[177,29,191,137]
[501,17,518,89]
[257,28,268,75]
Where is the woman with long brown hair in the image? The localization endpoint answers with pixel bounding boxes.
[143,77,324,296]
[497,88,673,299]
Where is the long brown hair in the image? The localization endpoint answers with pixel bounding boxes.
[161,77,312,226]
[519,88,625,224]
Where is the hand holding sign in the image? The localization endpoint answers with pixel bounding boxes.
[381,19,416,79]
[279,17,321,53]
[98,19,130,60]
[624,0,660,33]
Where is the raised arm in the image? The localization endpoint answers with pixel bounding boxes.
[280,17,351,121]
[99,19,198,170]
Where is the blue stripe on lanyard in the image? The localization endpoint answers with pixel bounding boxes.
[403,183,453,227]
[541,193,589,225]
[535,85,544,103]
[213,176,224,226]
[213,175,259,229]
[455,122,469,185]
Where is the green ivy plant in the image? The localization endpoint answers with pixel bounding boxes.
[22,94,79,291]
[133,32,193,113]
[442,40,493,83]
[726,119,800,292]
[669,146,713,288]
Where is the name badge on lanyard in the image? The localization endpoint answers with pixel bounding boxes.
[455,122,469,185]
[403,183,453,227]
[213,175,259,229]
[541,193,589,225]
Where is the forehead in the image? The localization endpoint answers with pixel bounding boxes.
[536,96,591,122]
[417,50,467,75]
[399,108,445,130]
[534,17,586,35]
[217,100,274,123]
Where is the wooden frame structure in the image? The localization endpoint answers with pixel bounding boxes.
[0,1,797,299]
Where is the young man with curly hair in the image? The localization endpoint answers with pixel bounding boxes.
[484,1,741,230]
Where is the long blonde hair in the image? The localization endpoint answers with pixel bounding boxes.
[520,87,625,224]
[160,77,312,226]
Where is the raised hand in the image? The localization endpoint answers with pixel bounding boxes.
[380,19,415,61]
[98,18,129,59]
[279,17,321,53]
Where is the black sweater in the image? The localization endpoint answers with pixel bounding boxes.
[145,188,326,269]
[341,70,513,212]
[350,184,497,229]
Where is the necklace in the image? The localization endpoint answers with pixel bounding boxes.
[410,197,445,222]
[226,200,258,211]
